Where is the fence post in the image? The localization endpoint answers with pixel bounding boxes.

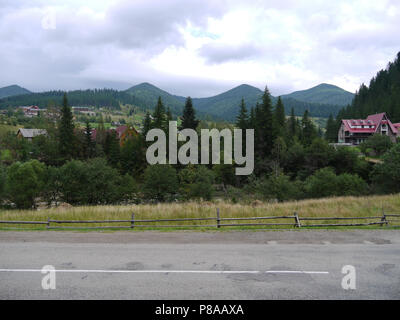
[47,217,50,229]
[381,206,388,227]
[294,212,301,228]
[131,212,135,229]
[216,208,220,228]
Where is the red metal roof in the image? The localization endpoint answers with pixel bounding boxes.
[341,112,397,134]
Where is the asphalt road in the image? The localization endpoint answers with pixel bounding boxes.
[0,230,399,299]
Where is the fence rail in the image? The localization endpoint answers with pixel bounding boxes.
[1,209,400,230]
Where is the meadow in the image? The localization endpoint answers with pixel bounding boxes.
[1,194,399,230]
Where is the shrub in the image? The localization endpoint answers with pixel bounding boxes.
[249,174,303,202]
[0,164,6,202]
[59,158,137,205]
[143,164,178,202]
[304,167,368,198]
[6,160,46,208]
[179,165,215,200]
[371,143,400,193]
[360,134,393,156]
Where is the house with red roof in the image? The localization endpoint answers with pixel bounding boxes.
[338,112,398,145]
[87,125,138,144]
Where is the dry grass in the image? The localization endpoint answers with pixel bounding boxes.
[1,194,400,230]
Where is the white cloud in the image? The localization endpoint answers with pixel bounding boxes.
[0,0,399,97]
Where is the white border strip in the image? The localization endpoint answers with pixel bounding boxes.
[0,269,329,274]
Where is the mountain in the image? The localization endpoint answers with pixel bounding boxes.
[337,51,400,123]
[125,82,184,115]
[191,84,263,120]
[281,83,354,106]
[0,82,352,122]
[0,85,31,99]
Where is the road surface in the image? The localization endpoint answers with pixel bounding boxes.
[0,230,399,299]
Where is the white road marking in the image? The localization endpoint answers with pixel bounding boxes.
[267,241,277,245]
[0,268,329,274]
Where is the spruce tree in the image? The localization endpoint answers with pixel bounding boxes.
[249,107,256,129]
[288,107,297,138]
[259,86,277,157]
[166,106,173,123]
[58,93,75,159]
[274,97,286,128]
[142,111,152,137]
[152,96,166,130]
[84,120,94,159]
[301,110,317,146]
[325,114,337,142]
[179,97,199,130]
[236,98,249,130]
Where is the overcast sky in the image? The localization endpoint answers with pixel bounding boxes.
[0,0,399,97]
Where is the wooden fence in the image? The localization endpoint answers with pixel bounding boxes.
[1,208,400,230]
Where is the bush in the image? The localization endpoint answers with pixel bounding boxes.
[371,143,400,193]
[179,165,215,200]
[360,134,393,156]
[304,167,368,198]
[6,160,46,208]
[0,164,6,202]
[249,174,303,202]
[143,164,178,202]
[59,158,137,205]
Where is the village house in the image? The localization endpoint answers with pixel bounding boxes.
[88,125,139,145]
[17,105,41,117]
[338,112,399,145]
[17,128,48,141]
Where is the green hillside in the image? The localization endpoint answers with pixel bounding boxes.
[0,82,352,122]
[0,85,31,99]
[281,83,354,106]
[125,82,184,115]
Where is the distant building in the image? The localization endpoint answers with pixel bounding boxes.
[338,112,398,145]
[17,105,40,117]
[72,106,96,116]
[87,125,138,145]
[17,128,47,141]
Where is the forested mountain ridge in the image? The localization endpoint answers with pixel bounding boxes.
[281,83,354,106]
[0,82,351,121]
[0,85,31,99]
[337,52,400,123]
[0,89,138,110]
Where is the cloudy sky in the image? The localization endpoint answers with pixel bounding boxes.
[0,0,399,97]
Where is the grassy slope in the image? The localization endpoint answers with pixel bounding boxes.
[1,194,399,230]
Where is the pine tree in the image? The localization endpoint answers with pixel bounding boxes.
[274,96,286,138]
[249,107,256,129]
[236,98,249,130]
[84,120,94,158]
[142,111,152,137]
[105,131,120,169]
[152,96,166,130]
[179,97,199,130]
[301,110,317,146]
[274,97,286,128]
[58,93,75,159]
[288,107,297,138]
[166,106,173,123]
[258,86,277,157]
[325,114,337,142]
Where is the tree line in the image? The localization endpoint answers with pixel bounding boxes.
[1,87,399,209]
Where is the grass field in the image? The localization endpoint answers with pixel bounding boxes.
[0,194,399,230]
[0,124,19,136]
